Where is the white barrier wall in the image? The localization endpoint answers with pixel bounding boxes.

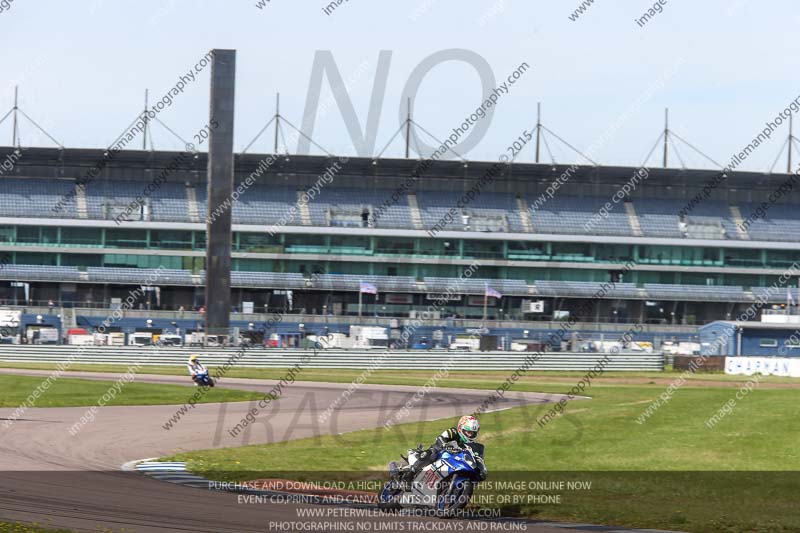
[0,345,664,371]
[725,356,800,378]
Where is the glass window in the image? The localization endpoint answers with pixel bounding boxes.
[103,254,181,269]
[507,241,546,258]
[551,242,592,259]
[239,233,281,252]
[759,338,778,348]
[194,231,206,250]
[14,252,56,265]
[329,235,370,253]
[463,240,503,259]
[417,240,459,257]
[16,226,39,244]
[594,244,633,262]
[61,254,102,267]
[374,238,414,255]
[105,229,147,248]
[41,227,58,244]
[61,227,102,246]
[0,226,13,243]
[151,230,192,249]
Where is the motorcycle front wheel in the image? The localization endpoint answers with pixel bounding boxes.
[377,480,402,512]
[437,476,474,517]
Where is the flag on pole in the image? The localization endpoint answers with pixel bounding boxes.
[360,281,378,295]
[485,284,502,299]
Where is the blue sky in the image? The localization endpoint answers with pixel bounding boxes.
[1,0,798,172]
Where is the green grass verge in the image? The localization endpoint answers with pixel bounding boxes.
[0,522,73,533]
[163,374,800,532]
[0,374,262,408]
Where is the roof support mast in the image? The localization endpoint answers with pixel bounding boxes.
[405,97,411,158]
[789,113,794,174]
[663,108,669,168]
[11,86,18,147]
[535,102,541,163]
[274,93,280,154]
[142,89,149,150]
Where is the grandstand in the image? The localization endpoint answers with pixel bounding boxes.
[0,146,798,345]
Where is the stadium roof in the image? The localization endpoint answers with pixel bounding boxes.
[0,145,795,190]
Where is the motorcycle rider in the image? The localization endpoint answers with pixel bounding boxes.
[402,415,482,485]
[187,354,208,386]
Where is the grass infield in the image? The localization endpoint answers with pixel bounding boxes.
[153,369,798,533]
[0,374,262,408]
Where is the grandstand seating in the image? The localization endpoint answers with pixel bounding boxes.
[0,262,786,304]
[86,267,194,284]
[738,203,800,241]
[0,178,78,218]
[3,176,800,243]
[309,187,413,229]
[528,195,634,236]
[423,277,529,296]
[633,199,739,240]
[415,191,523,233]
[643,283,749,302]
[0,264,81,281]
[311,274,418,292]
[195,184,297,225]
[749,286,791,304]
[634,199,683,238]
[150,182,194,222]
[533,280,640,299]
[229,271,306,289]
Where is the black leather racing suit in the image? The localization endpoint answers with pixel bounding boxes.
[405,427,463,480]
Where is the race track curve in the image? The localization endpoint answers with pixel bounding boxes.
[0,368,598,533]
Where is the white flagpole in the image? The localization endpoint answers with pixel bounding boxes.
[483,284,488,324]
[358,289,362,318]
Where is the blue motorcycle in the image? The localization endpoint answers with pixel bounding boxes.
[378,442,487,516]
[193,370,215,387]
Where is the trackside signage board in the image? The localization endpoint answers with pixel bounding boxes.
[0,309,20,328]
[725,356,800,378]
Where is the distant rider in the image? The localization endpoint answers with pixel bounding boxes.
[402,415,482,484]
[187,354,207,385]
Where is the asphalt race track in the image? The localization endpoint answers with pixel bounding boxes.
[0,368,607,533]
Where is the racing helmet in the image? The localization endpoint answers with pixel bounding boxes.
[189,354,199,363]
[456,415,480,443]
